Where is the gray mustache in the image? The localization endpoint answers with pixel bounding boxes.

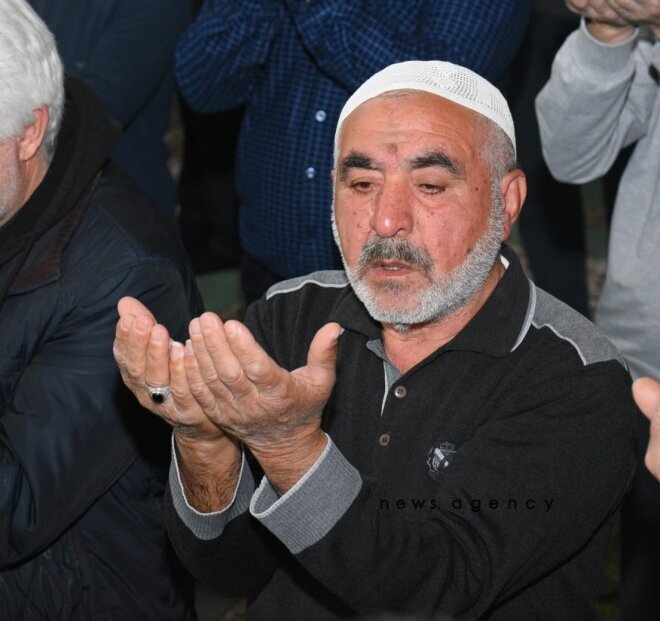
[357,237,434,275]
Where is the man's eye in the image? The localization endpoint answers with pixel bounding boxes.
[351,181,373,192]
[420,184,445,194]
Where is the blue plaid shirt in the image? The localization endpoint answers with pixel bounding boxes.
[176,0,531,279]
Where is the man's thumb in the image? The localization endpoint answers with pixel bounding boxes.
[306,322,344,378]
[118,296,155,320]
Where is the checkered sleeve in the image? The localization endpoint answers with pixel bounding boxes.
[285,0,532,88]
[175,0,285,112]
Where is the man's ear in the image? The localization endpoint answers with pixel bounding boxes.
[499,169,527,240]
[17,106,49,162]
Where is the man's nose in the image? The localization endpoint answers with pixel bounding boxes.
[370,179,414,238]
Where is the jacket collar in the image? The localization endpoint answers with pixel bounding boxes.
[8,173,99,295]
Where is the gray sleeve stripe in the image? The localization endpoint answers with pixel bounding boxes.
[529,286,626,367]
[266,270,348,300]
[168,436,254,540]
[250,435,362,554]
[531,321,587,365]
[511,278,536,352]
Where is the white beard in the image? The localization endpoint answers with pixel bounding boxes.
[332,189,505,331]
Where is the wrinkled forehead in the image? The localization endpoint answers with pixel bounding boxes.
[333,90,479,163]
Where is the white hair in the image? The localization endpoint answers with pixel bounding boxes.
[0,0,64,158]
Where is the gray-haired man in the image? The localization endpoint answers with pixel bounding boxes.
[0,0,199,616]
[115,60,636,619]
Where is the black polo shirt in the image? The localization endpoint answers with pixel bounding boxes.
[167,246,636,620]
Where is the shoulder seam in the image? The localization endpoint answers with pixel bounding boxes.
[266,274,349,300]
[528,286,626,368]
[531,320,588,365]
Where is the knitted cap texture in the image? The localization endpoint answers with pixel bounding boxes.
[335,60,516,157]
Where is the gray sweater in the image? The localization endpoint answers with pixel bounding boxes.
[536,20,660,379]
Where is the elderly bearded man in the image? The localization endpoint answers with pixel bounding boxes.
[115,61,636,619]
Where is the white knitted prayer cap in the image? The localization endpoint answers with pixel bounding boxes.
[334,60,516,159]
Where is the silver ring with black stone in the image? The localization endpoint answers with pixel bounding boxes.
[146,385,171,405]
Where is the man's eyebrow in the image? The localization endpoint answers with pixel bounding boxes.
[409,152,464,177]
[339,151,379,179]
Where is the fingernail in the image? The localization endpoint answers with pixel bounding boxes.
[170,342,183,360]
[225,321,238,337]
[185,339,193,355]
[189,318,200,336]
[200,313,216,331]
[120,314,135,330]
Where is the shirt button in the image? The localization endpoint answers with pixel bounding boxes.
[315,109,326,122]
[394,385,407,399]
[305,166,316,179]
[379,433,390,446]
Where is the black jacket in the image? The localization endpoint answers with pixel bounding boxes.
[0,77,201,619]
[166,251,636,620]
